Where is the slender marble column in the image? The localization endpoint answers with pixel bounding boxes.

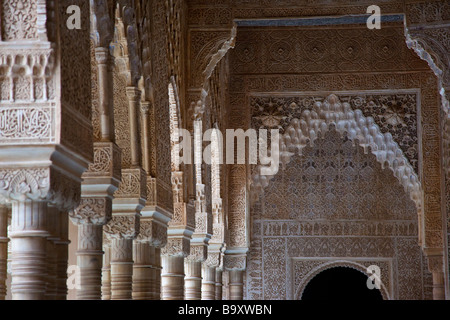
[76,224,104,299]
[110,238,134,300]
[45,205,60,300]
[0,206,8,300]
[426,252,446,300]
[432,271,445,300]
[201,264,216,300]
[132,241,153,300]
[102,244,111,300]
[229,269,244,300]
[147,245,157,300]
[215,269,223,300]
[10,200,49,300]
[126,88,141,167]
[155,248,161,300]
[96,47,114,141]
[54,211,70,300]
[161,255,184,300]
[185,260,202,300]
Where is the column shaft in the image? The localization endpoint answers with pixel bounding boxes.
[215,269,223,300]
[10,200,49,300]
[0,206,8,300]
[126,88,140,167]
[95,47,113,141]
[201,265,216,300]
[432,271,445,300]
[161,255,184,300]
[155,248,161,300]
[102,245,111,300]
[110,238,133,300]
[55,211,69,300]
[76,224,103,300]
[229,269,244,300]
[132,241,153,300]
[45,206,60,300]
[185,260,202,300]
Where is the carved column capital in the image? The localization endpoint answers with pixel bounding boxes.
[426,252,444,274]
[205,252,222,269]
[224,249,248,271]
[0,167,81,212]
[69,197,112,226]
[186,244,208,263]
[161,237,191,258]
[140,101,151,115]
[104,215,140,240]
[136,218,167,248]
[126,87,141,103]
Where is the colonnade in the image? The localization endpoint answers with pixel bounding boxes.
[0,205,244,300]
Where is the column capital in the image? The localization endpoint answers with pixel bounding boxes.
[224,248,248,271]
[104,214,140,240]
[140,101,151,115]
[69,197,112,226]
[186,244,207,263]
[136,218,167,248]
[0,167,81,212]
[161,236,191,258]
[126,87,142,102]
[95,47,111,65]
[425,252,444,273]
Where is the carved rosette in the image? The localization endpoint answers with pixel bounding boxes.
[136,218,167,248]
[69,197,112,226]
[103,215,140,240]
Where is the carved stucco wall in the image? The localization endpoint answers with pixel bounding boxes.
[227,22,442,268]
[247,128,433,300]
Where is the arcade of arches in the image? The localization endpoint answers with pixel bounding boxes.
[0,0,449,300]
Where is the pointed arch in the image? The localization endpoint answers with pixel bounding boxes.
[251,94,424,244]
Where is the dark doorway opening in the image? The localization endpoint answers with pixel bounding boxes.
[301,266,383,300]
